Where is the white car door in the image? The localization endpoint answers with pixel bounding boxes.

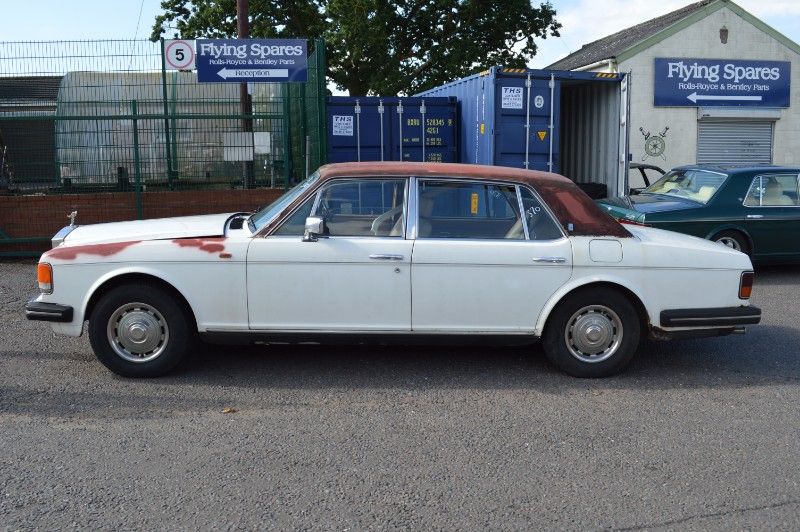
[247,177,412,331]
[410,179,573,333]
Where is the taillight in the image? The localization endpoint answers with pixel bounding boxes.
[739,271,754,299]
[37,263,53,294]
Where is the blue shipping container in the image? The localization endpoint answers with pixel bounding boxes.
[417,67,630,197]
[326,96,458,164]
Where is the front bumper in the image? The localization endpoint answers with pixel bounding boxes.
[25,300,74,322]
[660,306,761,327]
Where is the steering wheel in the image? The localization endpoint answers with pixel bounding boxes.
[371,204,403,235]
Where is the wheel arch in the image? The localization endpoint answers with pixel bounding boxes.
[83,269,197,329]
[704,224,753,251]
[535,278,650,336]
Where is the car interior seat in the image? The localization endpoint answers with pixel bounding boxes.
[764,181,795,206]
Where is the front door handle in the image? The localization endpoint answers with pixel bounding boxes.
[746,214,764,219]
[532,257,567,264]
[369,254,404,261]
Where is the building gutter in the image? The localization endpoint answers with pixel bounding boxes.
[574,58,618,73]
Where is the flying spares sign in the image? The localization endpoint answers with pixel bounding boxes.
[654,58,790,107]
[196,38,307,83]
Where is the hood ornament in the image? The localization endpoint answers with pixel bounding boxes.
[68,211,78,227]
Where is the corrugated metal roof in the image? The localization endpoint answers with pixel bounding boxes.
[548,0,715,70]
[0,76,63,101]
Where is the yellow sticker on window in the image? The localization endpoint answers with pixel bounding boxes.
[470,192,479,214]
[480,123,485,134]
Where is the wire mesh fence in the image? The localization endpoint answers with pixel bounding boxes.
[0,38,327,256]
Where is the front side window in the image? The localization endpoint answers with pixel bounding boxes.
[275,178,407,237]
[744,174,800,207]
[417,181,523,239]
[644,169,727,204]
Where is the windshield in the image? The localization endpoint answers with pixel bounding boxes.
[249,172,321,231]
[643,169,728,204]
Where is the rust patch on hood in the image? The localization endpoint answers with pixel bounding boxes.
[173,237,226,253]
[43,240,142,261]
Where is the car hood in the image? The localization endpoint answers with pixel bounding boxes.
[62,213,237,246]
[597,194,702,221]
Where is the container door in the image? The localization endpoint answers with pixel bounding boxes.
[493,75,559,172]
[326,98,391,163]
[391,99,458,163]
[617,73,631,197]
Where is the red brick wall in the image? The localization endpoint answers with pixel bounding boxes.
[0,188,284,253]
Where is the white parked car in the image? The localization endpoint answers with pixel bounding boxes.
[26,162,760,378]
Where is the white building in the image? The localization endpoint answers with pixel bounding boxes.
[549,0,800,179]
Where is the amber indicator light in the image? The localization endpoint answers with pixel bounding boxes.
[37,263,53,293]
[739,271,754,299]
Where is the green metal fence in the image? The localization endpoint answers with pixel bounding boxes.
[0,38,327,256]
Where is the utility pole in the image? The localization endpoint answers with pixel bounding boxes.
[238,0,255,188]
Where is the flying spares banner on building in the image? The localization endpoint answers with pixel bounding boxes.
[654,58,790,107]
[195,38,307,83]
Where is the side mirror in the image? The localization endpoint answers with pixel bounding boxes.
[302,216,325,242]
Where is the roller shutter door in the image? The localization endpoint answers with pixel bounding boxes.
[697,120,773,166]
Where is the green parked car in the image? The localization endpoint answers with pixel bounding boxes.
[597,165,800,264]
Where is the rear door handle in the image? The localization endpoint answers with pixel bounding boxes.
[369,254,404,261]
[532,257,567,264]
[746,214,764,219]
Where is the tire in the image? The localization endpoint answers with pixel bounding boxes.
[88,283,194,377]
[712,230,750,256]
[542,287,641,378]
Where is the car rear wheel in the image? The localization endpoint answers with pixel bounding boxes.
[713,230,750,256]
[89,283,194,377]
[543,287,641,378]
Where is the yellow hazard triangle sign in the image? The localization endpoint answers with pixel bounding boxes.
[537,131,547,141]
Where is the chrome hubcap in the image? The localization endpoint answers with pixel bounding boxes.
[565,305,623,363]
[716,236,741,251]
[107,303,169,363]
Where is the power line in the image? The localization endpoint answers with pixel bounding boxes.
[127,0,146,70]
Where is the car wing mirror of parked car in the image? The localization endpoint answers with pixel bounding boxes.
[302,216,326,242]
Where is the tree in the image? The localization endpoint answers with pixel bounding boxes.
[152,0,561,96]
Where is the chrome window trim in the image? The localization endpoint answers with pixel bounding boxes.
[406,176,418,240]
[515,185,530,240]
[742,173,800,209]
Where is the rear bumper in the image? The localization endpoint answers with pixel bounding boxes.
[660,306,761,328]
[25,300,74,322]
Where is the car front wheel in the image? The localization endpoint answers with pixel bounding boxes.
[89,283,194,377]
[543,287,641,378]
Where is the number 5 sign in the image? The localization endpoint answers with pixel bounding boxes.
[164,39,196,70]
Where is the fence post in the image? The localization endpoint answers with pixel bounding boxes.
[159,38,175,188]
[315,38,327,166]
[282,85,292,190]
[131,100,143,220]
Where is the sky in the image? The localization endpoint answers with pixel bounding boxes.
[0,0,798,70]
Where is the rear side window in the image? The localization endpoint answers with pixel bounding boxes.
[519,187,564,240]
[744,175,800,207]
[418,181,523,239]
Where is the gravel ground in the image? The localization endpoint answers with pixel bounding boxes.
[2,260,800,530]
